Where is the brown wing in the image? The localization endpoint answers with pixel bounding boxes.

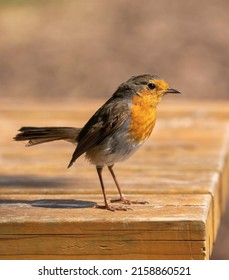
[68,98,129,167]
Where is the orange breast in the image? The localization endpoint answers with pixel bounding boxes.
[129,92,158,143]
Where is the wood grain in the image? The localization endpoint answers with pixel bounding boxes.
[0,99,229,259]
[0,194,212,259]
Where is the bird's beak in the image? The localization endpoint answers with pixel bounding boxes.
[164,88,181,94]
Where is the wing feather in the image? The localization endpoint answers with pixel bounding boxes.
[68,98,129,167]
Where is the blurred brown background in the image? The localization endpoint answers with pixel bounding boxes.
[0,0,229,259]
[0,0,229,100]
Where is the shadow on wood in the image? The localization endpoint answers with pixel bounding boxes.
[0,199,96,209]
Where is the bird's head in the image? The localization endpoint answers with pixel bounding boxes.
[127,74,180,98]
[113,74,180,105]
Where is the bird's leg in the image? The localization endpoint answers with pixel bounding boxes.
[96,166,129,211]
[108,165,130,204]
[108,164,148,205]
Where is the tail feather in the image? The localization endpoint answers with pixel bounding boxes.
[14,127,81,146]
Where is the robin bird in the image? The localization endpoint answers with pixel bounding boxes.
[14,74,180,211]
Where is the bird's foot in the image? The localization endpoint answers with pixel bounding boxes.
[96,203,132,211]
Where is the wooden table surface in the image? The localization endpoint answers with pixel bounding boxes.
[0,98,229,260]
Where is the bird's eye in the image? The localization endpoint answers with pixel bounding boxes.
[148,83,156,90]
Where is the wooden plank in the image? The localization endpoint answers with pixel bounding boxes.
[0,236,206,256]
[0,194,213,259]
[1,118,227,239]
[0,194,211,231]
[0,171,221,240]
[0,99,228,259]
